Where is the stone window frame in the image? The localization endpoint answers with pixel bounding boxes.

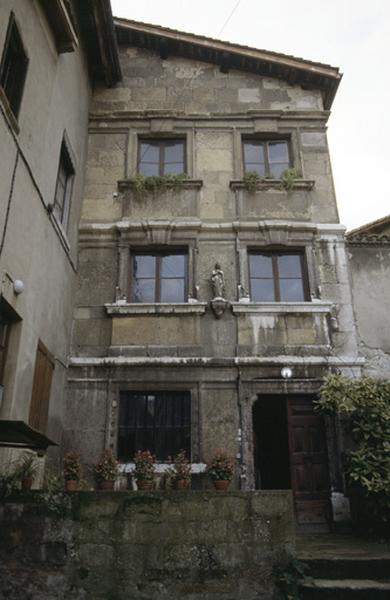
[115,234,201,307]
[130,248,188,303]
[126,127,195,179]
[237,240,316,304]
[107,381,201,465]
[0,11,29,132]
[137,138,187,176]
[232,129,303,180]
[242,137,291,178]
[52,133,75,232]
[247,249,310,303]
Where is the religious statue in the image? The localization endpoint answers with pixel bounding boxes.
[211,263,225,298]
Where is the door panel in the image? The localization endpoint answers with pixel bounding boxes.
[287,396,331,526]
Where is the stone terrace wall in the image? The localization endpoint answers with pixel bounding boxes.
[0,490,294,600]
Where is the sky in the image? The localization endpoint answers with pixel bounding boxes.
[111,0,390,230]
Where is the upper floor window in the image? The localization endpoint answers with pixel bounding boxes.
[138,139,186,176]
[0,13,28,119]
[132,251,187,303]
[249,251,308,302]
[54,140,74,228]
[118,391,191,462]
[243,139,290,178]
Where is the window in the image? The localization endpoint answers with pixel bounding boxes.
[53,140,74,228]
[118,391,191,462]
[138,139,185,176]
[0,13,28,119]
[29,341,55,433]
[132,251,187,303]
[249,251,308,302]
[0,315,10,387]
[243,139,290,178]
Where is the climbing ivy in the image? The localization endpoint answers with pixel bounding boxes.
[315,374,390,527]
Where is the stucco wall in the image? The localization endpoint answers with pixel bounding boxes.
[348,243,390,376]
[0,490,294,600]
[0,0,90,451]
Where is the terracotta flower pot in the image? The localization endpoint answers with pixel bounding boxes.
[21,477,33,490]
[212,479,230,491]
[175,479,190,490]
[136,479,154,491]
[97,480,115,490]
[65,479,78,492]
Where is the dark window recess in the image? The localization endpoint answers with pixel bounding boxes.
[132,251,187,302]
[53,141,74,228]
[0,14,28,118]
[138,139,185,176]
[249,251,308,302]
[0,315,10,386]
[243,140,290,178]
[29,341,55,434]
[118,391,191,462]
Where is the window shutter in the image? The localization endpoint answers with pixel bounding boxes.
[28,341,54,433]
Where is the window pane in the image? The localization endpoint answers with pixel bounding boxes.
[163,162,183,175]
[249,254,273,278]
[279,278,305,301]
[139,162,159,176]
[270,162,289,178]
[277,255,302,278]
[133,279,155,302]
[251,279,275,301]
[161,254,185,277]
[161,279,185,302]
[268,142,289,163]
[164,141,184,164]
[139,142,159,163]
[134,255,156,277]
[244,142,264,164]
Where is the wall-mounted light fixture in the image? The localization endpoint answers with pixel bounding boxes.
[13,279,24,295]
[281,366,293,379]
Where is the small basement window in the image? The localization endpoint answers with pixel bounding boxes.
[0,13,28,119]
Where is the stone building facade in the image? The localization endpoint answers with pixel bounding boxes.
[0,0,120,459]
[66,19,363,529]
[347,215,390,377]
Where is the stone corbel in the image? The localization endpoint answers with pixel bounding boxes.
[210,297,229,319]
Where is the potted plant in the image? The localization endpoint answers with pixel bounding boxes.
[133,450,156,490]
[93,449,120,490]
[206,449,234,491]
[167,449,192,490]
[63,452,82,491]
[17,453,37,490]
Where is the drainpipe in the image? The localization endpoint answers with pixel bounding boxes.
[0,149,19,257]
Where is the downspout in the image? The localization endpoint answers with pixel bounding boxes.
[0,149,19,257]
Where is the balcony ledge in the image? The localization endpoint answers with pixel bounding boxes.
[118,179,203,191]
[229,179,315,191]
[105,302,207,316]
[231,301,333,314]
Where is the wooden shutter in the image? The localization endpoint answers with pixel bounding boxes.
[28,341,55,433]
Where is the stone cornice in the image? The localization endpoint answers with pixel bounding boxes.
[347,234,390,246]
[230,179,315,192]
[105,302,207,316]
[231,301,333,314]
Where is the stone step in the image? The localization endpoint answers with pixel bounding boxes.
[299,578,390,599]
[302,557,390,580]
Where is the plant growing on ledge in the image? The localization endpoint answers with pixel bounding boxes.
[63,452,82,491]
[315,374,390,533]
[243,170,262,192]
[133,449,156,490]
[167,449,192,490]
[17,453,38,490]
[280,168,301,190]
[206,449,234,491]
[93,449,120,490]
[128,172,188,194]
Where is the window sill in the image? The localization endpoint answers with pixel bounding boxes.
[118,179,203,191]
[105,302,207,316]
[120,463,206,474]
[0,87,20,135]
[231,301,333,314]
[229,179,315,191]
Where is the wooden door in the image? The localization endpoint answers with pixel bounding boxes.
[287,396,331,528]
[29,341,54,433]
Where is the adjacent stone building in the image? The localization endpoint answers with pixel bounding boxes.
[347,215,390,376]
[65,18,364,530]
[0,0,120,458]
